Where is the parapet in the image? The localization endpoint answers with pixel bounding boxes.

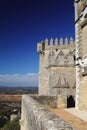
[37,37,75,54]
[21,95,76,130]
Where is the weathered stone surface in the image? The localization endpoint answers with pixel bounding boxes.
[57,95,67,109]
[75,0,87,110]
[78,76,87,110]
[37,39,76,108]
[21,95,77,130]
[82,25,87,58]
[32,95,57,108]
[49,67,75,97]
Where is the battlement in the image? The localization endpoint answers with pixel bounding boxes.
[37,37,75,96]
[37,37,75,54]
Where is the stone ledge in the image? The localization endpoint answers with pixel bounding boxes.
[21,95,77,130]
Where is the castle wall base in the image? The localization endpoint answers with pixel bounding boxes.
[57,95,67,109]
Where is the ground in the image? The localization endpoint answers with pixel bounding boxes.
[50,109,87,130]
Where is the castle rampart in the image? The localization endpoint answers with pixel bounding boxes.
[37,37,75,52]
[21,95,76,130]
[20,2,87,130]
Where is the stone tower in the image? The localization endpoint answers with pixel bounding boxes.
[74,0,87,110]
[37,38,76,107]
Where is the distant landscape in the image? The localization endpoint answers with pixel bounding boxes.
[0,86,38,95]
[0,86,38,102]
[0,86,38,129]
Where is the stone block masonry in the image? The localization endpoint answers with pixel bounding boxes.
[74,0,87,110]
[37,38,76,108]
[21,95,77,130]
[37,38,75,97]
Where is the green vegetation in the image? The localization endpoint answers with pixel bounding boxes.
[2,116,20,130]
[0,102,21,129]
[0,103,11,128]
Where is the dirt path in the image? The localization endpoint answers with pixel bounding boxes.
[50,109,87,130]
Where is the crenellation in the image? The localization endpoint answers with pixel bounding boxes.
[59,38,63,45]
[70,37,74,44]
[64,37,68,45]
[55,38,58,45]
[37,42,42,54]
[21,2,87,130]
[45,38,48,49]
[37,38,75,54]
[37,37,76,106]
[50,38,53,46]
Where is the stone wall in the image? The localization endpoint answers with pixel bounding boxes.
[21,95,77,130]
[74,0,87,110]
[31,95,57,108]
[37,38,75,96]
[78,24,87,110]
[39,54,49,95]
[82,25,87,58]
[78,76,87,110]
[49,67,75,96]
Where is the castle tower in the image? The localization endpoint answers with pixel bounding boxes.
[37,38,76,108]
[74,0,87,110]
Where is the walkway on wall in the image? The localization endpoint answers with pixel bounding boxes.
[65,108,87,121]
[50,108,87,130]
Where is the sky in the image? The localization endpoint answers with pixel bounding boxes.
[0,0,75,87]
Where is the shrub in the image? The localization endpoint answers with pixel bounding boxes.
[2,116,20,130]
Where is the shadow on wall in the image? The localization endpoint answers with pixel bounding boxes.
[67,95,75,108]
